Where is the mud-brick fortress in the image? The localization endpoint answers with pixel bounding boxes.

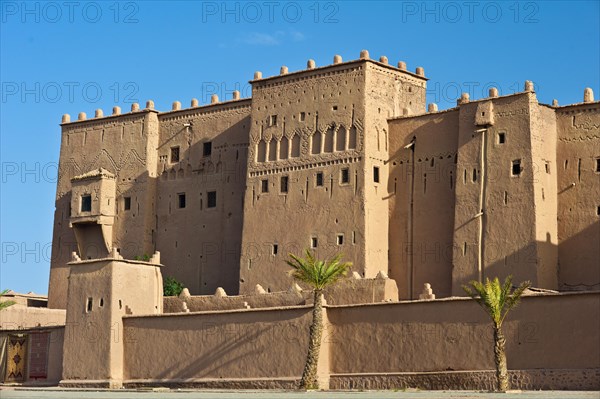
[1,50,598,390]
[48,50,599,306]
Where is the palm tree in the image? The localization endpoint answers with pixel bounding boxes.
[463,276,530,392]
[286,249,351,390]
[0,289,16,311]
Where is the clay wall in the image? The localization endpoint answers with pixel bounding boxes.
[120,292,599,390]
[49,108,160,309]
[239,60,368,294]
[155,100,251,295]
[556,102,600,291]
[388,109,459,299]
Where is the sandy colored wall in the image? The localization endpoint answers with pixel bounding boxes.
[239,61,368,294]
[556,103,600,291]
[120,292,598,388]
[362,62,427,280]
[155,101,251,295]
[0,307,65,330]
[327,292,600,374]
[123,306,312,381]
[49,109,160,309]
[61,258,162,384]
[388,110,459,299]
[163,276,398,312]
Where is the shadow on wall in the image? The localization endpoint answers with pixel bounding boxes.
[558,220,600,291]
[387,114,459,300]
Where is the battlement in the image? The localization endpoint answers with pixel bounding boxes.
[61,94,251,127]
[250,50,427,87]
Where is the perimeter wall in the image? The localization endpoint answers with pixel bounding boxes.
[121,291,599,390]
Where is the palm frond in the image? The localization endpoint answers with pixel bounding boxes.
[286,250,351,291]
[463,275,529,327]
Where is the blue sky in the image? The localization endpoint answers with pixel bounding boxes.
[1,1,599,295]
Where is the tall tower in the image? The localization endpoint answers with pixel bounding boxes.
[239,51,426,293]
[48,106,159,309]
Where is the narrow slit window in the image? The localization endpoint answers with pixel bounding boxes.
[512,159,522,176]
[373,166,380,183]
[336,234,344,245]
[86,297,93,312]
[99,298,104,307]
[272,244,278,255]
[280,176,289,193]
[261,179,269,193]
[81,195,91,212]
[545,162,550,174]
[341,168,350,184]
[311,237,318,248]
[299,112,306,121]
[203,142,212,157]
[269,115,278,126]
[170,146,180,163]
[124,196,131,211]
[596,158,600,172]
[316,172,324,187]
[178,193,186,209]
[207,191,217,208]
[498,132,506,144]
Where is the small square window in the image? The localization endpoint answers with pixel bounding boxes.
[512,159,522,176]
[207,191,217,208]
[203,142,212,157]
[332,105,338,111]
[124,197,131,211]
[81,195,92,212]
[170,146,180,163]
[280,176,289,193]
[341,168,350,184]
[299,112,306,121]
[374,166,380,183]
[269,115,277,126]
[498,132,506,144]
[336,234,344,245]
[178,193,186,209]
[311,237,318,248]
[261,179,269,193]
[272,244,278,255]
[316,172,324,187]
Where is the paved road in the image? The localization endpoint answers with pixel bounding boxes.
[1,389,598,399]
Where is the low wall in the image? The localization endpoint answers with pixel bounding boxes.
[327,291,600,390]
[163,277,398,313]
[123,291,599,390]
[0,306,65,330]
[123,306,312,387]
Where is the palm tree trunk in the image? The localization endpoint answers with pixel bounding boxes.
[299,289,323,390]
[493,323,509,391]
